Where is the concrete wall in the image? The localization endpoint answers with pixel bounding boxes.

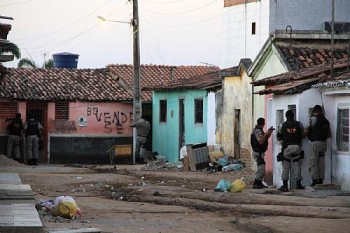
[270,89,325,187]
[322,90,350,191]
[270,0,350,32]
[222,0,270,67]
[152,90,208,163]
[207,91,217,145]
[1,100,133,164]
[48,101,133,164]
[222,0,350,68]
[221,72,252,158]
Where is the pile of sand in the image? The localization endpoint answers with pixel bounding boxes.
[0,154,27,166]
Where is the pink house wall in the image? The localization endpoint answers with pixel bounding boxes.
[264,94,273,184]
[49,102,133,136]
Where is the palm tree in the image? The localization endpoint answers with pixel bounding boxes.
[17,58,36,68]
[18,57,54,68]
[0,41,21,60]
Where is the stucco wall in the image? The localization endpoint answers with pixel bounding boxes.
[207,92,217,145]
[153,90,208,163]
[49,101,133,164]
[49,102,133,136]
[1,101,133,164]
[222,0,270,67]
[322,91,350,191]
[271,89,326,187]
[253,49,287,127]
[222,0,350,69]
[222,72,252,157]
[270,0,350,32]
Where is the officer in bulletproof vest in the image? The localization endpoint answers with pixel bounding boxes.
[130,117,150,163]
[307,105,331,186]
[251,117,274,189]
[24,113,43,166]
[6,113,23,162]
[276,110,306,192]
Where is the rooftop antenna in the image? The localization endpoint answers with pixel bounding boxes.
[286,25,292,48]
[286,25,298,70]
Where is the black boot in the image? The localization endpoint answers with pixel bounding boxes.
[318,179,323,185]
[296,180,304,190]
[253,179,263,189]
[261,180,268,188]
[28,159,33,165]
[311,179,318,186]
[33,159,38,166]
[278,180,289,192]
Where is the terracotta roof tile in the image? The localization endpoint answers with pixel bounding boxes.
[150,70,222,91]
[278,45,349,70]
[252,59,350,95]
[1,64,219,102]
[107,64,220,101]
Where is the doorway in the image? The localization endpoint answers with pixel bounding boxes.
[234,109,241,159]
[178,98,185,160]
[26,102,48,163]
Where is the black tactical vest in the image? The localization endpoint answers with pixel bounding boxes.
[281,120,302,145]
[8,119,23,136]
[308,115,330,141]
[251,126,268,153]
[26,119,39,136]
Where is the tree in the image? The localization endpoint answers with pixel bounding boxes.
[18,57,54,68]
[0,41,21,59]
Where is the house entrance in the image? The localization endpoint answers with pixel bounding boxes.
[178,98,185,160]
[234,109,241,159]
[26,102,48,163]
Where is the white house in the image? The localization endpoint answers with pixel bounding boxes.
[253,59,350,190]
[222,0,350,68]
[248,31,349,185]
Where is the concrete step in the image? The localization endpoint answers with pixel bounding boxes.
[0,203,43,233]
[49,228,101,233]
[0,184,34,200]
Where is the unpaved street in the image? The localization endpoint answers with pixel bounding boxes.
[1,158,350,233]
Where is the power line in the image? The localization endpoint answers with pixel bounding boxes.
[141,0,218,16]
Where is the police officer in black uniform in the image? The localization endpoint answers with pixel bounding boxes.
[24,113,43,165]
[277,110,306,192]
[307,105,331,186]
[6,113,23,162]
[251,117,274,189]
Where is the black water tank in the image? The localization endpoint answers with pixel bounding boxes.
[53,52,79,68]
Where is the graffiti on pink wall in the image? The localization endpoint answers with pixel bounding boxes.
[87,107,133,133]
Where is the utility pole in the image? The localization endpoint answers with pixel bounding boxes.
[132,0,142,164]
[330,0,335,79]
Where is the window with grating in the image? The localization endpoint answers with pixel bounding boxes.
[0,102,17,119]
[55,102,69,120]
[195,98,203,124]
[159,99,167,123]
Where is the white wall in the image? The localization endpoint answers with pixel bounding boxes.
[222,0,270,68]
[207,91,216,145]
[322,91,350,191]
[222,0,350,69]
[270,89,325,187]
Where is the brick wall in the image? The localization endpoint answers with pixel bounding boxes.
[224,0,257,7]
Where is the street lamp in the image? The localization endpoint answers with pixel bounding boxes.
[97,0,142,165]
[97,16,130,24]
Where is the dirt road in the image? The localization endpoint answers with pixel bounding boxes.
[1,158,350,233]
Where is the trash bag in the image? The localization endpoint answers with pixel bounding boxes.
[51,195,82,219]
[217,156,229,167]
[230,179,246,193]
[214,179,232,192]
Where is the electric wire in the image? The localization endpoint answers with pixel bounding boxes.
[0,0,32,8]
[141,0,218,16]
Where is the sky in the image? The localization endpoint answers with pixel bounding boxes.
[1,0,224,69]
